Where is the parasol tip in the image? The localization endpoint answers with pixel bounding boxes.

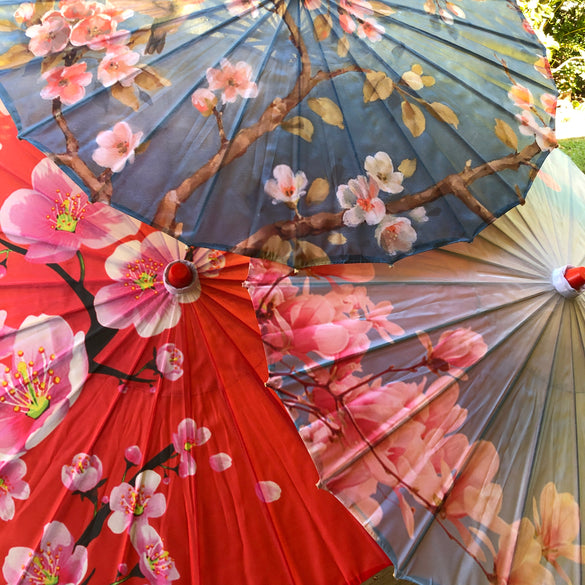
[166,261,194,288]
[564,266,585,290]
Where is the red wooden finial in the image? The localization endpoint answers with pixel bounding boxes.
[564,266,585,290]
[166,262,193,289]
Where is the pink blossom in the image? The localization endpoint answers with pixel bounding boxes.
[40,62,92,106]
[172,418,211,478]
[0,158,139,263]
[374,215,417,255]
[191,88,218,116]
[337,175,386,227]
[61,453,103,492]
[304,0,321,8]
[534,56,553,80]
[255,481,282,503]
[356,18,384,41]
[206,59,258,104]
[25,11,70,57]
[264,164,308,205]
[131,525,180,584]
[508,84,534,110]
[534,482,585,566]
[339,12,356,33]
[94,233,212,337]
[516,110,558,151]
[125,445,142,466]
[59,0,94,20]
[0,315,88,457]
[2,521,88,585]
[97,46,141,87]
[340,0,373,20]
[226,0,260,17]
[107,470,166,534]
[92,121,143,173]
[540,93,557,116]
[493,519,555,585]
[14,3,34,25]
[0,459,30,521]
[422,328,487,373]
[69,12,117,50]
[156,343,184,381]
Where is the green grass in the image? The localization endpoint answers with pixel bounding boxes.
[559,137,585,172]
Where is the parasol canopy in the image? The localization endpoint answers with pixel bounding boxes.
[247,147,585,585]
[0,110,390,585]
[0,0,557,266]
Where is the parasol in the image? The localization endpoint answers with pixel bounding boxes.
[0,110,391,584]
[0,0,557,266]
[247,147,585,585]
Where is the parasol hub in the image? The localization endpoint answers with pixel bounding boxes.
[565,266,585,290]
[552,265,585,297]
[163,260,200,295]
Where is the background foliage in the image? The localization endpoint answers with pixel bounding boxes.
[519,0,585,102]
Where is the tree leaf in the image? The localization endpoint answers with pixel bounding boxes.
[398,158,417,178]
[401,102,425,137]
[306,177,330,205]
[428,102,459,128]
[294,240,330,267]
[281,116,314,142]
[328,232,347,245]
[135,65,171,91]
[111,82,140,111]
[363,71,394,102]
[337,35,350,57]
[494,118,518,151]
[308,97,344,129]
[313,14,332,41]
[261,235,293,264]
[0,43,34,70]
[369,1,396,16]
[0,19,20,32]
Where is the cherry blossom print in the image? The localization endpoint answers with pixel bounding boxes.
[172,418,211,478]
[419,328,487,374]
[131,525,180,585]
[206,59,258,104]
[191,88,218,116]
[13,2,34,25]
[0,459,30,521]
[2,521,88,585]
[0,158,139,263]
[409,206,428,223]
[364,152,404,194]
[25,11,70,57]
[374,215,417,255]
[209,453,232,472]
[69,11,117,50]
[40,62,92,106]
[356,18,384,42]
[226,0,260,18]
[125,445,142,466]
[0,310,14,359]
[107,470,166,534]
[516,111,558,151]
[156,344,184,381]
[534,56,553,80]
[540,93,557,117]
[58,0,94,21]
[533,482,585,567]
[61,453,103,492]
[255,481,282,503]
[0,315,88,458]
[493,519,555,585]
[94,232,203,337]
[92,121,143,173]
[508,84,534,110]
[264,165,308,206]
[97,46,141,87]
[337,175,386,227]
